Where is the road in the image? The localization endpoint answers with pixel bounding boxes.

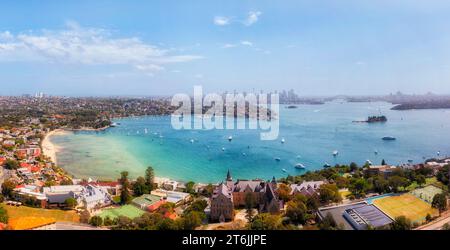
[416,211,450,230]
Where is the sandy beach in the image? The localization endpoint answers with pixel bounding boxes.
[42,129,69,165]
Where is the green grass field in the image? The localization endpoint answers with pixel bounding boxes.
[1,202,80,223]
[99,205,145,220]
[373,194,438,224]
[411,185,444,203]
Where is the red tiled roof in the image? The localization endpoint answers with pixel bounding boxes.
[164,212,177,220]
[147,200,166,212]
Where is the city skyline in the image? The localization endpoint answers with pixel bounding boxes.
[1,1,450,96]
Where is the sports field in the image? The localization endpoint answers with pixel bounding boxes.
[1,202,80,230]
[99,205,145,220]
[411,185,443,203]
[1,202,80,222]
[373,194,438,224]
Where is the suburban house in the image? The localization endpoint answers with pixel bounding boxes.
[364,165,397,178]
[209,170,283,222]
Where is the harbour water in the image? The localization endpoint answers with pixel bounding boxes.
[49,101,450,183]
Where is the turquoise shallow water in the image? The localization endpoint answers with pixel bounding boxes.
[50,101,450,183]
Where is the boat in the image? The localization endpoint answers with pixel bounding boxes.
[228,136,233,142]
[242,153,247,156]
[190,139,195,144]
[144,128,148,134]
[286,105,298,109]
[281,138,286,144]
[282,169,287,173]
[374,150,378,155]
[323,163,331,168]
[366,160,372,165]
[437,151,441,156]
[295,163,306,169]
[382,136,396,141]
[296,155,302,159]
[222,147,226,151]
[274,157,281,162]
[407,159,413,163]
[333,150,339,157]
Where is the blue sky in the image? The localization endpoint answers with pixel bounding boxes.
[1,0,450,96]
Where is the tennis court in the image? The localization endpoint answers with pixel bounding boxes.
[411,185,443,203]
[99,205,145,220]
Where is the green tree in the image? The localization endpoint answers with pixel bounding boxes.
[0,207,8,224]
[318,212,342,230]
[381,159,386,166]
[89,216,103,227]
[285,200,307,224]
[245,192,256,222]
[64,197,77,209]
[4,159,19,170]
[391,216,412,230]
[184,200,208,215]
[306,194,320,212]
[181,211,205,230]
[248,213,283,230]
[371,175,389,193]
[199,184,214,197]
[318,184,342,204]
[349,178,370,198]
[185,181,196,194]
[432,193,448,215]
[103,216,114,226]
[145,166,155,192]
[1,180,16,198]
[349,162,359,172]
[119,171,132,205]
[388,176,410,192]
[415,175,426,186]
[132,176,149,196]
[277,183,292,202]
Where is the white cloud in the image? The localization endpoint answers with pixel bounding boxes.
[0,31,13,41]
[214,16,231,26]
[244,11,262,26]
[0,22,202,75]
[222,43,237,49]
[135,64,165,72]
[241,41,253,46]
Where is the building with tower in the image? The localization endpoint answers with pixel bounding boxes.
[209,170,283,222]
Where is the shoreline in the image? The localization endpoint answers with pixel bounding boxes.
[42,129,70,165]
[41,127,195,186]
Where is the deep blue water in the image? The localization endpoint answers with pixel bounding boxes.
[50,101,450,183]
